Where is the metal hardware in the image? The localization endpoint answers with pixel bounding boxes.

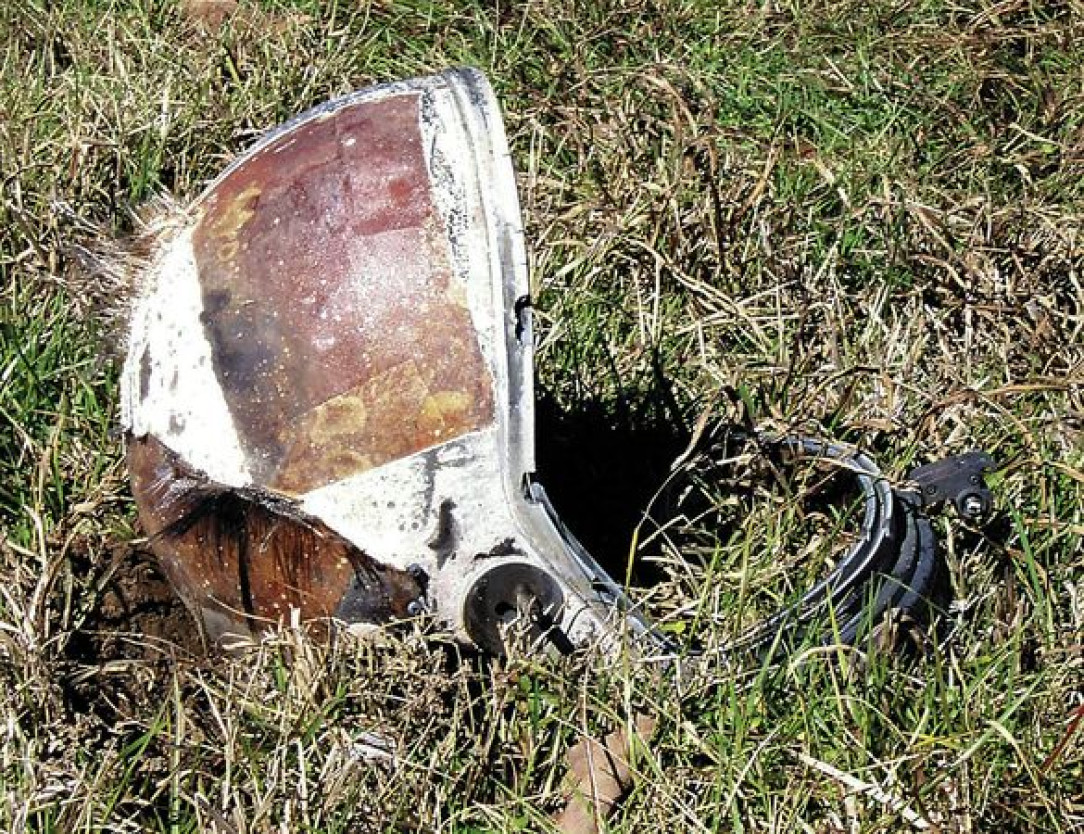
[907,451,996,521]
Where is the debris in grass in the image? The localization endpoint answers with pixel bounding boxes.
[797,751,932,830]
[179,0,239,31]
[554,714,658,833]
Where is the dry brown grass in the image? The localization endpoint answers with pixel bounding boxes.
[2,1,1081,831]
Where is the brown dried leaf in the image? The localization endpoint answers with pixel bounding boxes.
[554,713,657,834]
[178,0,310,36]
[179,0,239,31]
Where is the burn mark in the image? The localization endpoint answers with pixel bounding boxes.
[427,498,459,568]
[127,433,424,642]
[475,538,522,561]
[201,288,232,320]
[139,346,152,402]
[513,294,531,344]
[335,547,424,624]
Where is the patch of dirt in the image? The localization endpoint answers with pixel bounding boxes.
[66,540,205,664]
[52,538,207,728]
[179,0,239,31]
[178,0,311,37]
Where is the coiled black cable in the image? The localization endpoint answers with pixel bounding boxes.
[729,436,945,654]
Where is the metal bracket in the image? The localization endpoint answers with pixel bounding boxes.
[906,451,996,521]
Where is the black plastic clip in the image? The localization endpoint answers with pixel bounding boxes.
[907,451,996,521]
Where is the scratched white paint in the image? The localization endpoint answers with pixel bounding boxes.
[301,426,523,627]
[120,225,251,486]
[420,83,503,402]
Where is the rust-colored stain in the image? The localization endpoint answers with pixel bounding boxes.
[128,434,424,641]
[192,92,495,494]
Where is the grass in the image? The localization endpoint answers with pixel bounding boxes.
[2,0,1082,831]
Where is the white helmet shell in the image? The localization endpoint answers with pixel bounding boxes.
[122,68,656,653]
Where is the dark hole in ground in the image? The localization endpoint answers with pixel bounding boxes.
[534,386,690,589]
[65,541,204,663]
[62,540,205,723]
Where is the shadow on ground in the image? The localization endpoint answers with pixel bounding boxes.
[534,384,691,589]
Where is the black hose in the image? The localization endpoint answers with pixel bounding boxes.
[714,435,951,655]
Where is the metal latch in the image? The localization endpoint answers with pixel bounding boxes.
[907,451,996,521]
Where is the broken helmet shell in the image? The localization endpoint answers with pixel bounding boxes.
[122,68,657,652]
